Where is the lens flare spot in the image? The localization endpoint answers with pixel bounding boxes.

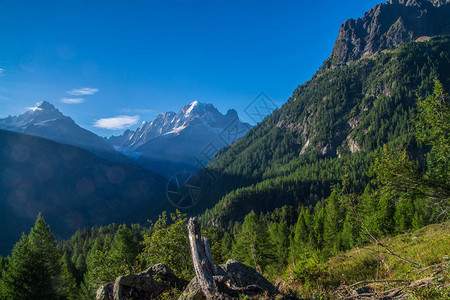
[34,164,54,182]
[76,177,95,196]
[107,166,126,184]
[2,168,22,187]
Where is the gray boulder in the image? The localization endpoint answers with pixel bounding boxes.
[215,259,277,293]
[178,260,279,300]
[96,263,188,300]
[178,277,204,300]
[96,282,114,300]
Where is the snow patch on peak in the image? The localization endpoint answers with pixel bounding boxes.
[26,102,44,112]
[186,101,199,115]
[26,101,59,113]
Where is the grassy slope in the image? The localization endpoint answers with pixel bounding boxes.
[279,222,450,299]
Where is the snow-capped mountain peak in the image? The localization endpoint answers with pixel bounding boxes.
[0,101,125,161]
[107,101,251,152]
[25,102,44,112]
[104,101,252,176]
[2,101,66,130]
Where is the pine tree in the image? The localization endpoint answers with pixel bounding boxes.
[373,80,449,215]
[290,207,312,260]
[1,234,37,299]
[311,203,326,249]
[110,224,139,273]
[28,213,61,299]
[139,210,192,279]
[57,253,79,300]
[341,210,360,250]
[1,214,61,299]
[323,191,345,253]
[268,221,290,268]
[233,211,275,273]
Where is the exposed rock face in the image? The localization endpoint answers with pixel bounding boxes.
[327,0,450,67]
[96,264,188,300]
[178,260,279,300]
[178,278,204,300]
[215,259,277,293]
[96,282,114,300]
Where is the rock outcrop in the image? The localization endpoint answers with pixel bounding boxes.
[96,264,188,300]
[325,0,450,68]
[179,260,282,300]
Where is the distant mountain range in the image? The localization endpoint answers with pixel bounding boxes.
[0,101,126,162]
[0,100,250,254]
[0,129,168,255]
[106,101,251,177]
[0,101,251,177]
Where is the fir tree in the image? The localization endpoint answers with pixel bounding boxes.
[233,211,275,273]
[139,210,192,279]
[110,224,139,273]
[57,253,79,300]
[1,214,61,300]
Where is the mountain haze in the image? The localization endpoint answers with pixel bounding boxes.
[0,129,167,255]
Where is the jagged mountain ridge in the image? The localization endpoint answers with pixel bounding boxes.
[0,101,126,162]
[107,101,251,177]
[108,101,250,150]
[324,0,450,68]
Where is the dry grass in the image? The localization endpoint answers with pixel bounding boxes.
[280,223,450,299]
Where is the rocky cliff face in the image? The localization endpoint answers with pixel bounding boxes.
[326,0,450,68]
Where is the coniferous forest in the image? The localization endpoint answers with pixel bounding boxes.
[1,1,450,299]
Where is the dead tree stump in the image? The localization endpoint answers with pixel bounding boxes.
[187,217,273,299]
[187,217,216,299]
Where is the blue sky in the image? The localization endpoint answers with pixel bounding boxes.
[0,0,381,137]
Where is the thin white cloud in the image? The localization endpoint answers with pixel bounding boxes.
[60,97,84,104]
[68,87,99,96]
[119,108,155,114]
[93,115,139,130]
[26,102,43,112]
[0,68,4,75]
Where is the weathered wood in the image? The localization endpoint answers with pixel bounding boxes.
[187,217,286,299]
[187,217,216,299]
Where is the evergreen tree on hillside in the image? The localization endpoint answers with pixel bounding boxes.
[323,191,345,253]
[268,221,290,268]
[233,211,275,273]
[57,253,79,300]
[110,224,139,274]
[139,211,193,279]
[1,214,61,299]
[291,207,312,259]
[1,234,36,299]
[84,225,140,288]
[374,80,450,218]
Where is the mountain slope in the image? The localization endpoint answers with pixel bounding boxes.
[0,129,167,255]
[188,0,450,225]
[108,101,251,177]
[200,37,450,225]
[0,101,126,162]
